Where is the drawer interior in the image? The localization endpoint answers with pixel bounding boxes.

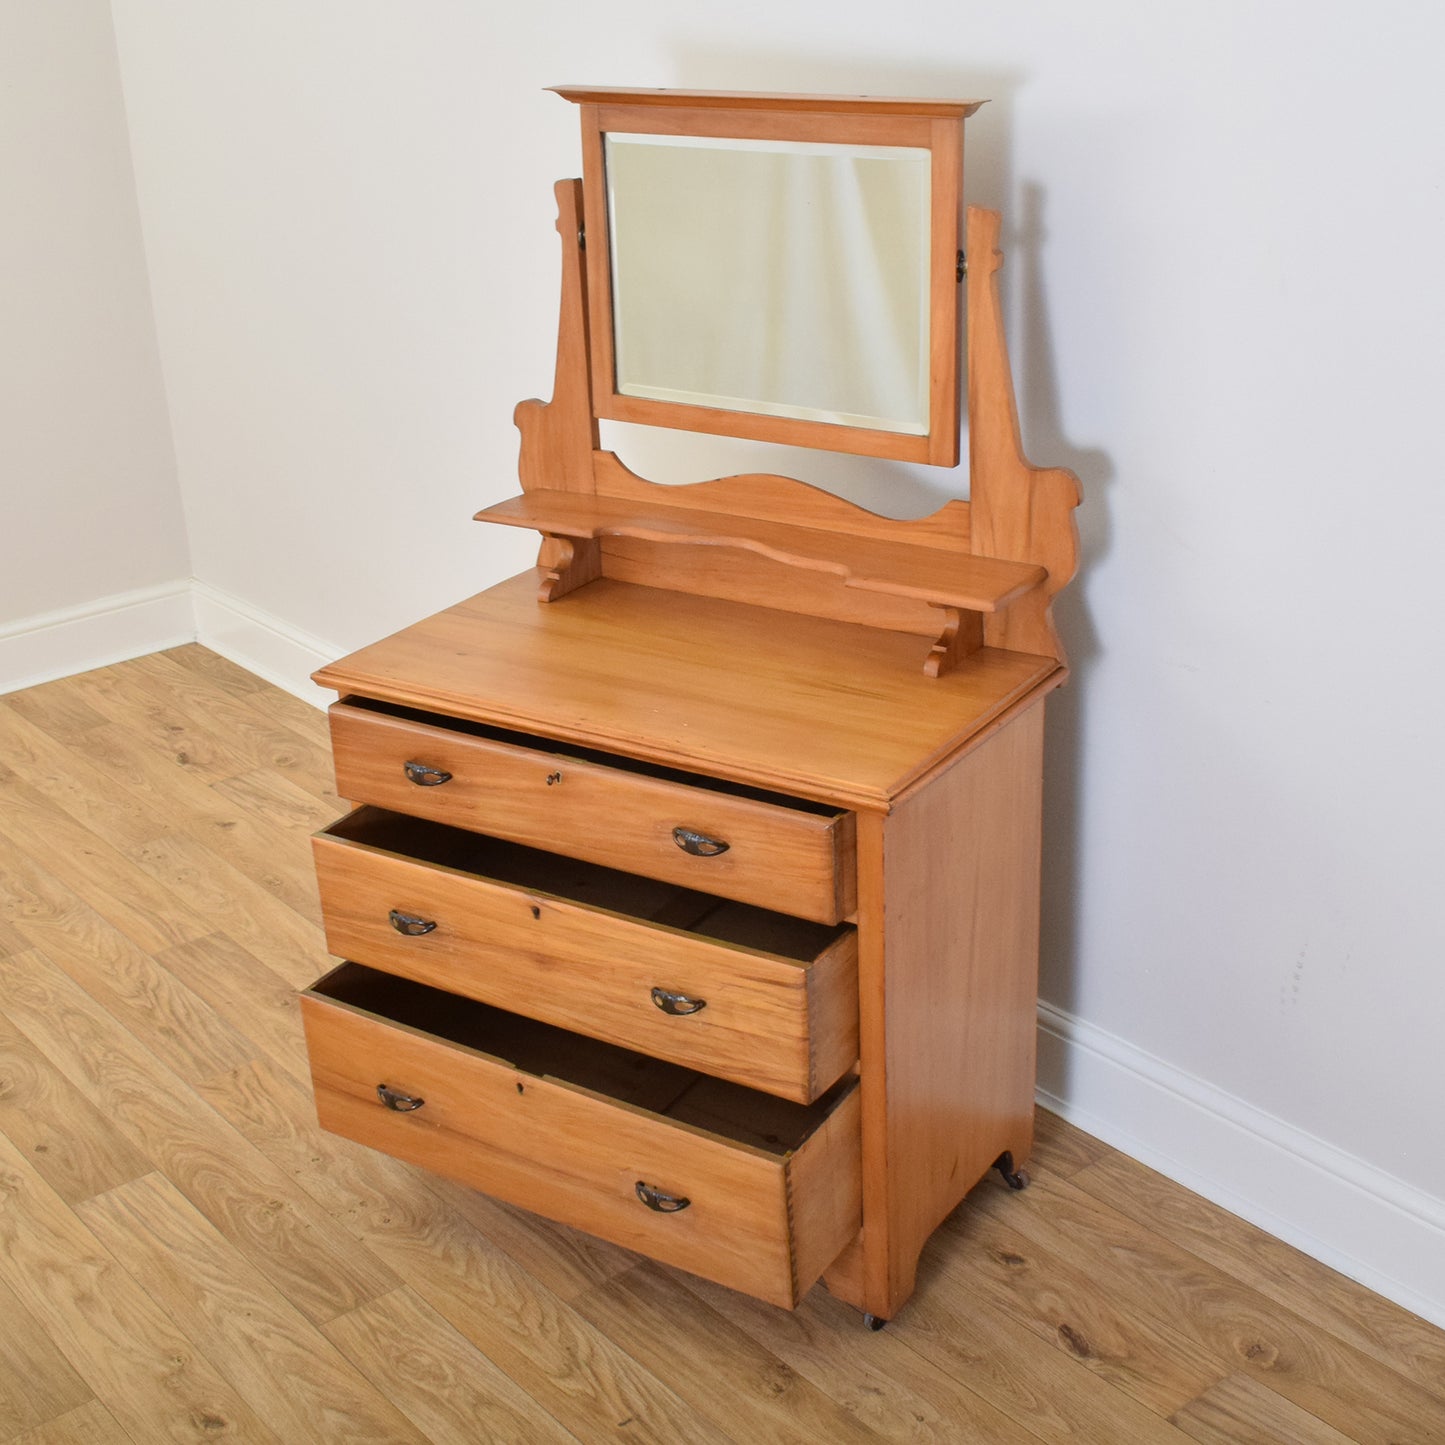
[313,961,855,1156]
[326,805,849,965]
[339,695,843,818]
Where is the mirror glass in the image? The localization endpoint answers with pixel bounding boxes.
[604,133,932,436]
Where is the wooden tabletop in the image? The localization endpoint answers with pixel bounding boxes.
[312,572,1061,810]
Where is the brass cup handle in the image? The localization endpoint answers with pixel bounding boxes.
[389,909,437,936]
[672,827,729,857]
[377,1084,424,1112]
[635,1181,691,1213]
[651,987,707,1016]
[403,760,452,787]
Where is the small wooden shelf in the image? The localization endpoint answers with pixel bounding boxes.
[475,489,1045,615]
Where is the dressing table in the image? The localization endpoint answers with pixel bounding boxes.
[299,87,1081,1326]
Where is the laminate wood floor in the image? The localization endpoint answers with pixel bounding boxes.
[0,646,1441,1444]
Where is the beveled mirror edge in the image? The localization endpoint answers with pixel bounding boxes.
[556,87,979,466]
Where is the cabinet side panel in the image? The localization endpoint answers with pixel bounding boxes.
[867,702,1045,1315]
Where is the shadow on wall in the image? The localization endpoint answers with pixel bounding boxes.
[1010,178,1115,1023]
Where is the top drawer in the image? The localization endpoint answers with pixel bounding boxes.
[329,699,856,925]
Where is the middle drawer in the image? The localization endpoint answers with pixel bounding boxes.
[314,807,859,1104]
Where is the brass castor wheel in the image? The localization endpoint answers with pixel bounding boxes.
[993,1151,1030,1191]
[864,1313,888,1331]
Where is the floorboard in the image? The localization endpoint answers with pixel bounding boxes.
[0,650,1441,1444]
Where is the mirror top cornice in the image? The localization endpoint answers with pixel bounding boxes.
[549,85,986,119]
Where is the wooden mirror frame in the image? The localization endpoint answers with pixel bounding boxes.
[552,87,983,466]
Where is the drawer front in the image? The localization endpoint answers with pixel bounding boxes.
[313,815,858,1104]
[301,966,861,1310]
[330,701,855,925]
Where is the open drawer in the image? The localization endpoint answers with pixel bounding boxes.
[301,963,861,1310]
[313,807,858,1103]
[329,697,856,925]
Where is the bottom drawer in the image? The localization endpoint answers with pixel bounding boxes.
[301,963,861,1309]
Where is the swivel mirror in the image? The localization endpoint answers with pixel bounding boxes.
[555,87,982,464]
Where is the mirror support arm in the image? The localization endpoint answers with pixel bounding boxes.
[514,178,600,498]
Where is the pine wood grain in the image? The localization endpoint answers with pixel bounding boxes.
[550,86,985,117]
[2,649,1441,1443]
[327,701,856,923]
[476,488,1042,613]
[831,705,1044,1320]
[312,572,1060,810]
[301,972,860,1309]
[312,812,856,1102]
[590,461,974,636]
[513,178,599,498]
[965,206,1082,664]
[572,99,963,465]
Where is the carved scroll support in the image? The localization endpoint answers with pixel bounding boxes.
[965,206,1082,667]
[514,179,599,497]
[537,535,601,601]
[923,606,984,678]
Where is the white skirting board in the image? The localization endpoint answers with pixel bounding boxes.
[0,579,337,707]
[189,580,335,708]
[4,582,1442,1331]
[0,581,195,695]
[1036,1000,1445,1330]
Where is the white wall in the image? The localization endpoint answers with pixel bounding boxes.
[0,1,188,687]
[108,1,1445,1323]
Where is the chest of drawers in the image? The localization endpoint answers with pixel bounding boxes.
[296,88,1081,1326]
[299,571,1061,1323]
